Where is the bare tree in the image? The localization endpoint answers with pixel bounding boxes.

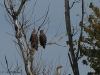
[2,0,86,75]
[3,0,50,75]
[65,0,84,75]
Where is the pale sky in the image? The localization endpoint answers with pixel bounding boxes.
[0,0,100,75]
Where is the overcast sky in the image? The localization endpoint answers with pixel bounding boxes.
[0,0,100,75]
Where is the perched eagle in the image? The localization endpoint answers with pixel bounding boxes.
[56,66,63,75]
[30,29,38,50]
[39,30,47,49]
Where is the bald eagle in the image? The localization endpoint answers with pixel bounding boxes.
[39,30,47,49]
[30,29,38,50]
[56,66,63,75]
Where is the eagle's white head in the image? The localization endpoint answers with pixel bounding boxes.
[57,65,63,75]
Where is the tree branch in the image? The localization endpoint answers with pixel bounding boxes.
[77,0,84,60]
[65,0,79,75]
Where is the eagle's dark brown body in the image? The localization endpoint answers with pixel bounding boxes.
[30,29,38,50]
[39,30,47,49]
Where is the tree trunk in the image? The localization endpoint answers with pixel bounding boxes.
[64,0,79,75]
